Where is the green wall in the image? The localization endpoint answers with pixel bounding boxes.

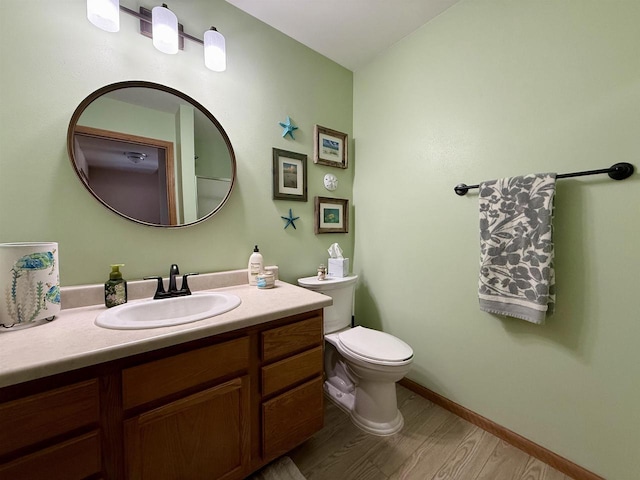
[0,0,353,286]
[353,1,639,479]
[2,1,638,478]
[78,96,177,141]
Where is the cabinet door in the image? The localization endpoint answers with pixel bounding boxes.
[262,376,323,460]
[124,376,250,480]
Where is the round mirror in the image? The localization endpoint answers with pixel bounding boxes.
[67,81,236,227]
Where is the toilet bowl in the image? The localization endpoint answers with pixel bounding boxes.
[297,275,413,436]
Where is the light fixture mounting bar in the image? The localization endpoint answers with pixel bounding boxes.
[119,5,206,49]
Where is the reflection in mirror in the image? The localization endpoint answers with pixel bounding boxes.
[67,81,236,227]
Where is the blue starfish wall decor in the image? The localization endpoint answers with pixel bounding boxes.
[279,116,298,139]
[281,209,300,229]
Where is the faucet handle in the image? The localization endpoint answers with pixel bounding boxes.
[180,273,199,295]
[143,276,167,299]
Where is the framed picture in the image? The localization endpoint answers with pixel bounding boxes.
[273,148,307,201]
[314,125,348,169]
[315,196,349,234]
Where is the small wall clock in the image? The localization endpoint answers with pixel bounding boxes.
[323,173,338,191]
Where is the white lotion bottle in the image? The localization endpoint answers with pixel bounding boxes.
[248,245,263,285]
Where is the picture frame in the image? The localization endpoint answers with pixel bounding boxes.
[272,148,307,201]
[314,125,348,169]
[314,196,349,234]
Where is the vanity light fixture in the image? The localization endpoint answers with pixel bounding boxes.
[87,0,120,32]
[151,4,178,55]
[203,27,226,72]
[86,0,227,71]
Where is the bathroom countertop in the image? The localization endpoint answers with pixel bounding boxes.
[0,279,331,389]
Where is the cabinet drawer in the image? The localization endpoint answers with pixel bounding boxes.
[262,376,324,459]
[261,316,322,362]
[0,379,99,456]
[123,336,249,409]
[0,430,101,480]
[261,346,323,396]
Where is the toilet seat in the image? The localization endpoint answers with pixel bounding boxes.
[337,326,413,365]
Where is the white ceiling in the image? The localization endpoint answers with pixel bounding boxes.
[225,0,461,71]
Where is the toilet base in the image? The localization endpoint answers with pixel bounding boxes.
[324,381,404,436]
[351,407,404,436]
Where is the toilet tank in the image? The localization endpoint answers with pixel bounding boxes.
[297,275,358,334]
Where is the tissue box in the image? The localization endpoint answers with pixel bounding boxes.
[328,258,349,277]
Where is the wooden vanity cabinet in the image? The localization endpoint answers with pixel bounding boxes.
[0,309,325,480]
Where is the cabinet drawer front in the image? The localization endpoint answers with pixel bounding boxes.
[262,376,324,460]
[123,336,249,409]
[0,430,101,480]
[261,346,323,396]
[261,316,322,362]
[0,379,99,456]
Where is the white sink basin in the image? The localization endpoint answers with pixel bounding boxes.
[95,292,242,330]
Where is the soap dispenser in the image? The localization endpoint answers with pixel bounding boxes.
[105,264,127,308]
[248,245,263,285]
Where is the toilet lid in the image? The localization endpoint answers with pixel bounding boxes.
[337,326,413,363]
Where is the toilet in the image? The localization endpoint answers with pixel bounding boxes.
[297,274,413,436]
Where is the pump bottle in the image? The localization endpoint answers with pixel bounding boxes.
[248,245,263,285]
[105,264,127,308]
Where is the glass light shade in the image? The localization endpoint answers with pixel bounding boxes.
[87,0,120,32]
[204,28,226,72]
[152,5,179,54]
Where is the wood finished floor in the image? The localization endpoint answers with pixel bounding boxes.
[289,385,574,480]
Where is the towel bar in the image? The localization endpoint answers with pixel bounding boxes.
[454,162,634,196]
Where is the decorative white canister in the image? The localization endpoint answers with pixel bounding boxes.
[0,242,60,328]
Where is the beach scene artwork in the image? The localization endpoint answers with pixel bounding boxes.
[273,148,306,201]
[321,138,340,159]
[314,125,347,169]
[319,132,343,163]
[282,162,298,188]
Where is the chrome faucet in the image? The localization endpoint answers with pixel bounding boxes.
[144,264,199,299]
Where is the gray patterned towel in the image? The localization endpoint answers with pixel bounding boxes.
[478,173,556,324]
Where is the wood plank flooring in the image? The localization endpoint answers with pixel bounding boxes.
[289,385,573,480]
